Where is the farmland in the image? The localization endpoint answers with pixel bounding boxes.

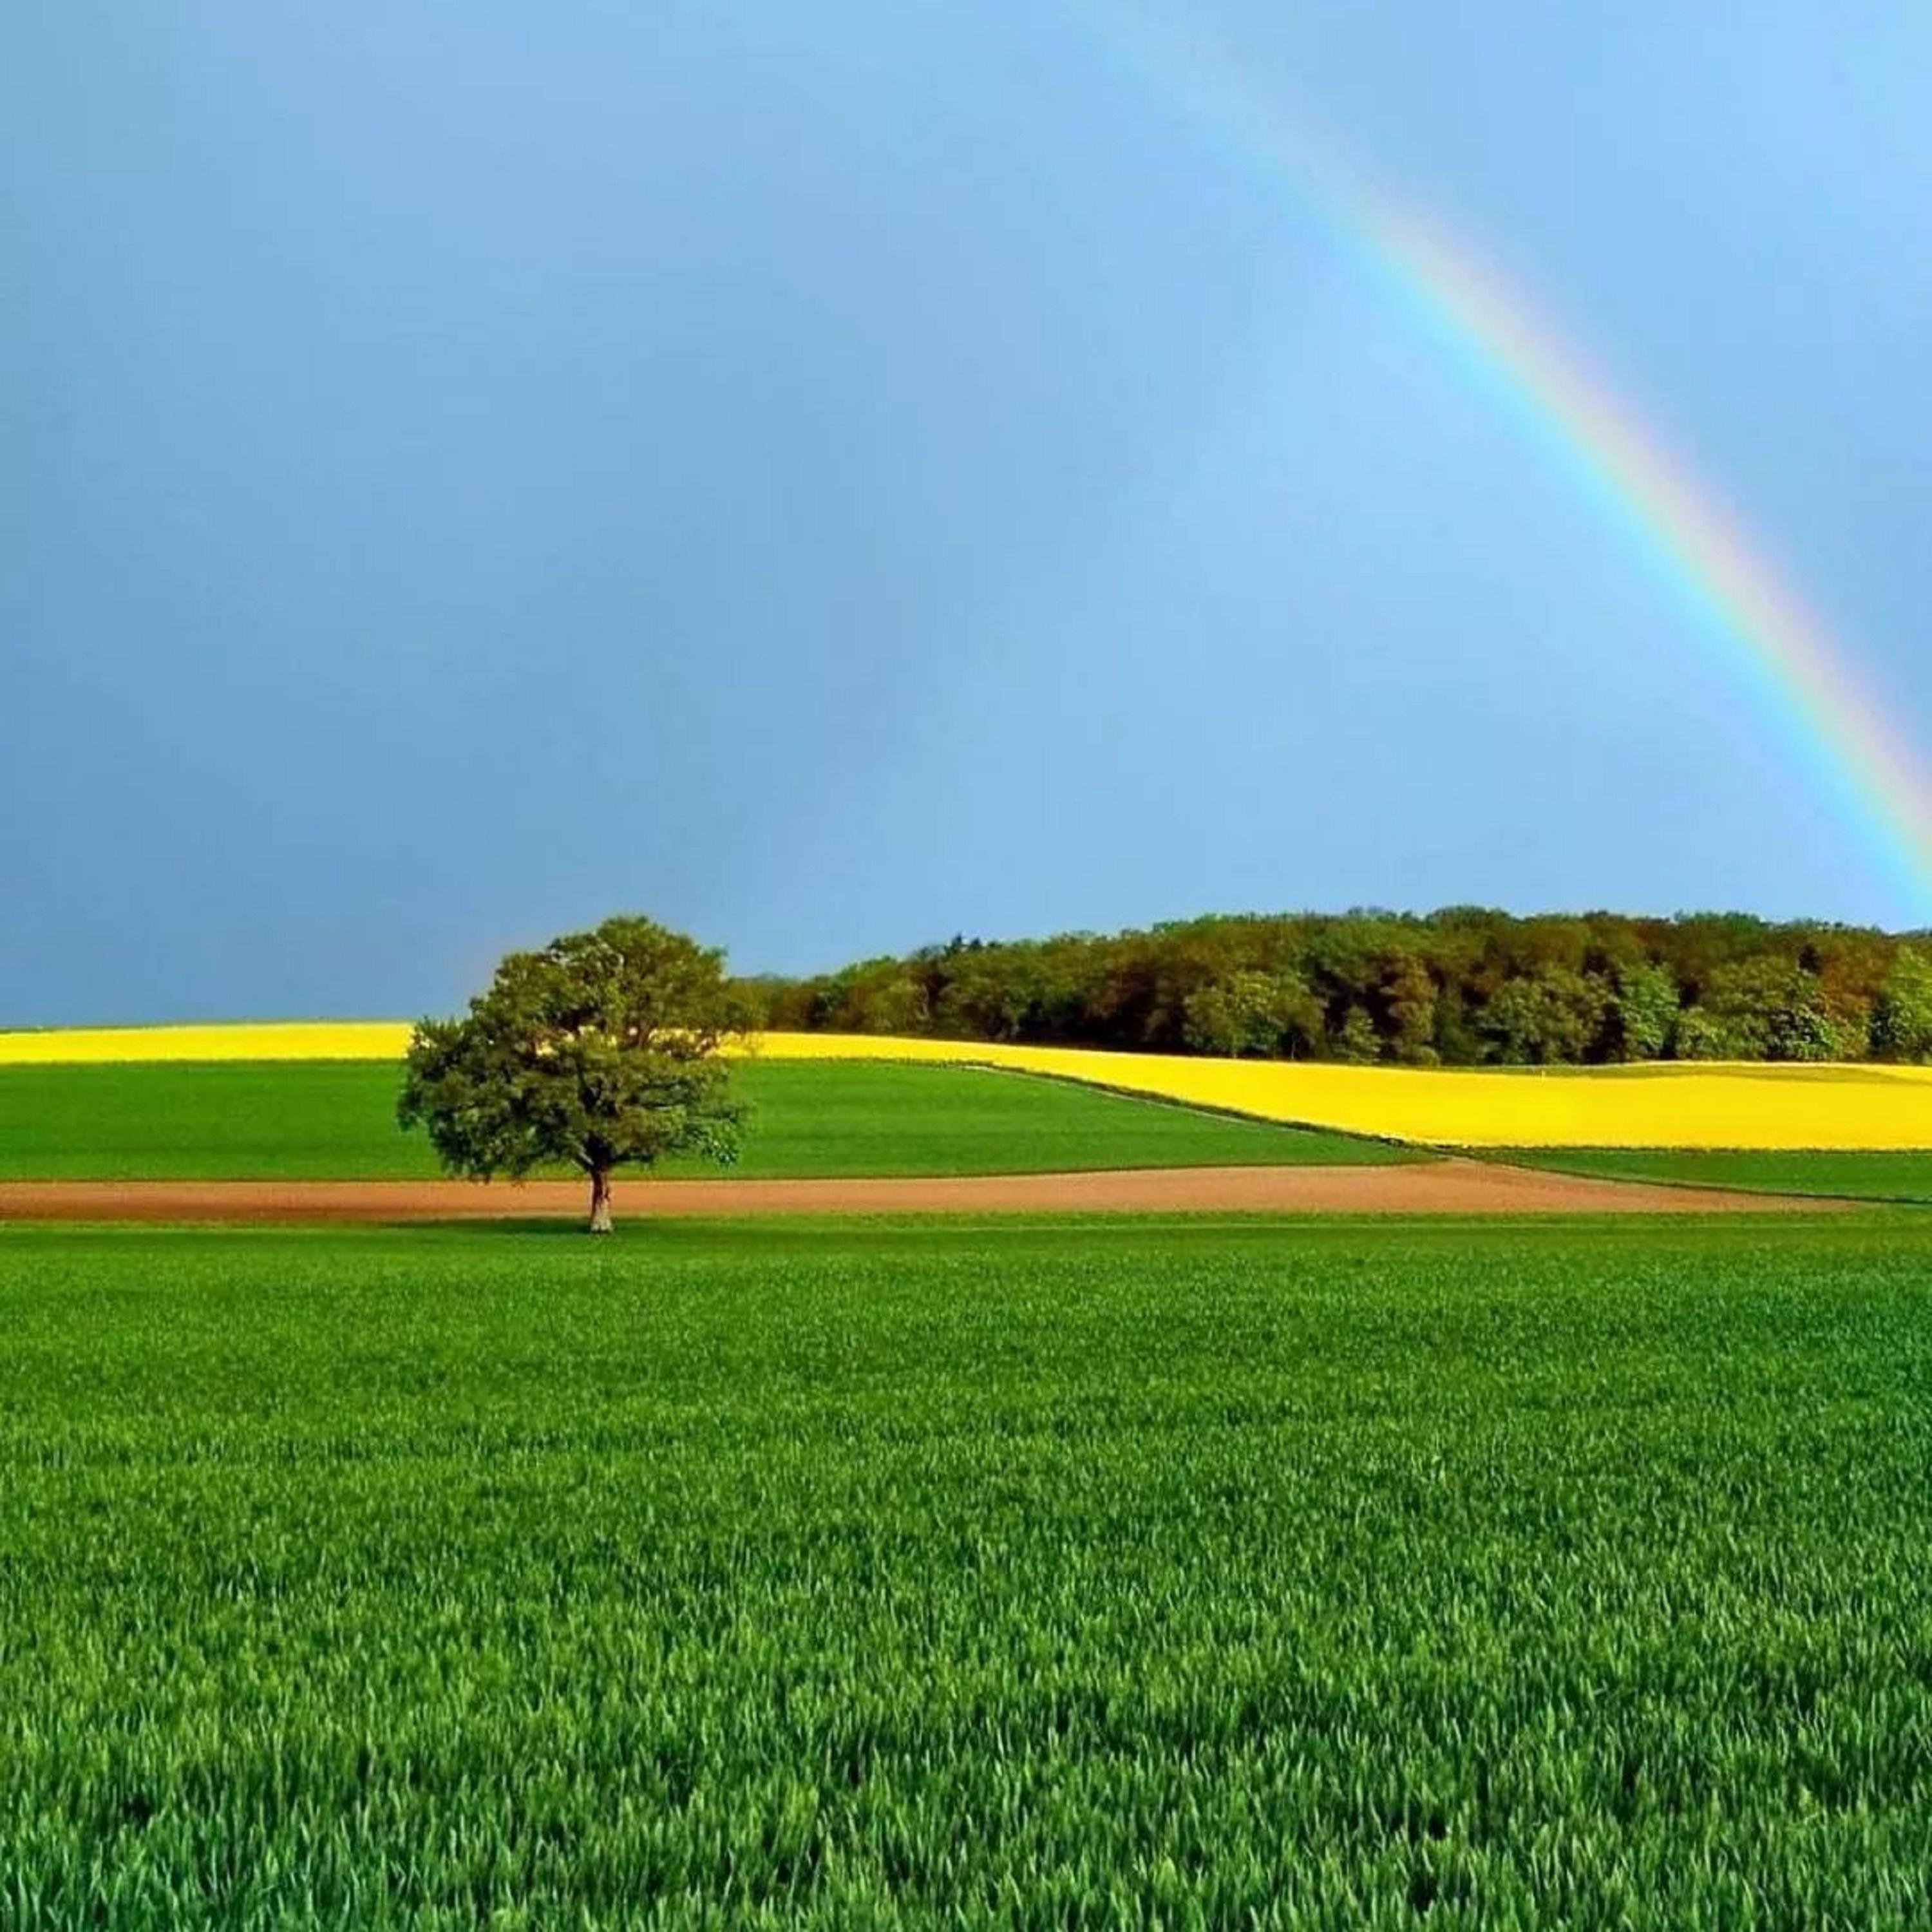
[18,1054,1932,1206]
[3,1021,1929,1922]
[6,1024,1932,1150]
[0,1059,1410,1181]
[1510,1147,1932,1204]
[750,1038,1932,1151]
[3,1217,1928,1926]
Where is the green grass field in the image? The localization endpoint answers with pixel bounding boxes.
[3,1217,1927,1926]
[0,1058,1415,1181]
[1508,1148,1932,1203]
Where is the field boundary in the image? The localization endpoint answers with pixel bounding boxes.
[842,1054,1434,1157]
[1486,1146,1932,1208]
[0,1162,1855,1224]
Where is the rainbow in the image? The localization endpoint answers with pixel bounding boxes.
[1080,13,1932,920]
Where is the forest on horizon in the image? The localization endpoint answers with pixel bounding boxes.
[741,909,1932,1067]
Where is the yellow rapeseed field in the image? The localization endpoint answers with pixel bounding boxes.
[0,1023,415,1064]
[3,1023,1931,1149]
[748,1033,1932,1151]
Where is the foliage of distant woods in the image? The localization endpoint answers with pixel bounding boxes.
[740,911,1932,1066]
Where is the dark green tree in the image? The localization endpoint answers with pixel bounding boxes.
[1335,1005,1381,1065]
[1874,947,1932,1061]
[1613,961,1680,1062]
[1479,966,1610,1065]
[1182,969,1323,1058]
[1672,1003,1742,1061]
[1381,951,1439,1064]
[1698,959,1837,1061]
[398,916,747,1233]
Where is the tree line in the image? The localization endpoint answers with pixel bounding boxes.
[739,909,1932,1066]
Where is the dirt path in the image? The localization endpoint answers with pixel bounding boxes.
[0,1162,1848,1223]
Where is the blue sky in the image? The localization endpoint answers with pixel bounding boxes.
[5,2,1929,1021]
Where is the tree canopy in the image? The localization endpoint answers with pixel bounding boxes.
[742,909,1932,1070]
[399,916,747,1231]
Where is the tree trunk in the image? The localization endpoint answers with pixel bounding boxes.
[587,1166,614,1235]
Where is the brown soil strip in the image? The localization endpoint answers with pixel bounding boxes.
[0,1161,1847,1224]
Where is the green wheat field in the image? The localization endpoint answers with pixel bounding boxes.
[4,1212,1931,1926]
[0,1059,1410,1181]
[3,1060,1931,1924]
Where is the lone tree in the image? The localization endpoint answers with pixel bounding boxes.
[398,915,748,1233]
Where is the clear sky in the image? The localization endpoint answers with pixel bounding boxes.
[6,2,1929,1023]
